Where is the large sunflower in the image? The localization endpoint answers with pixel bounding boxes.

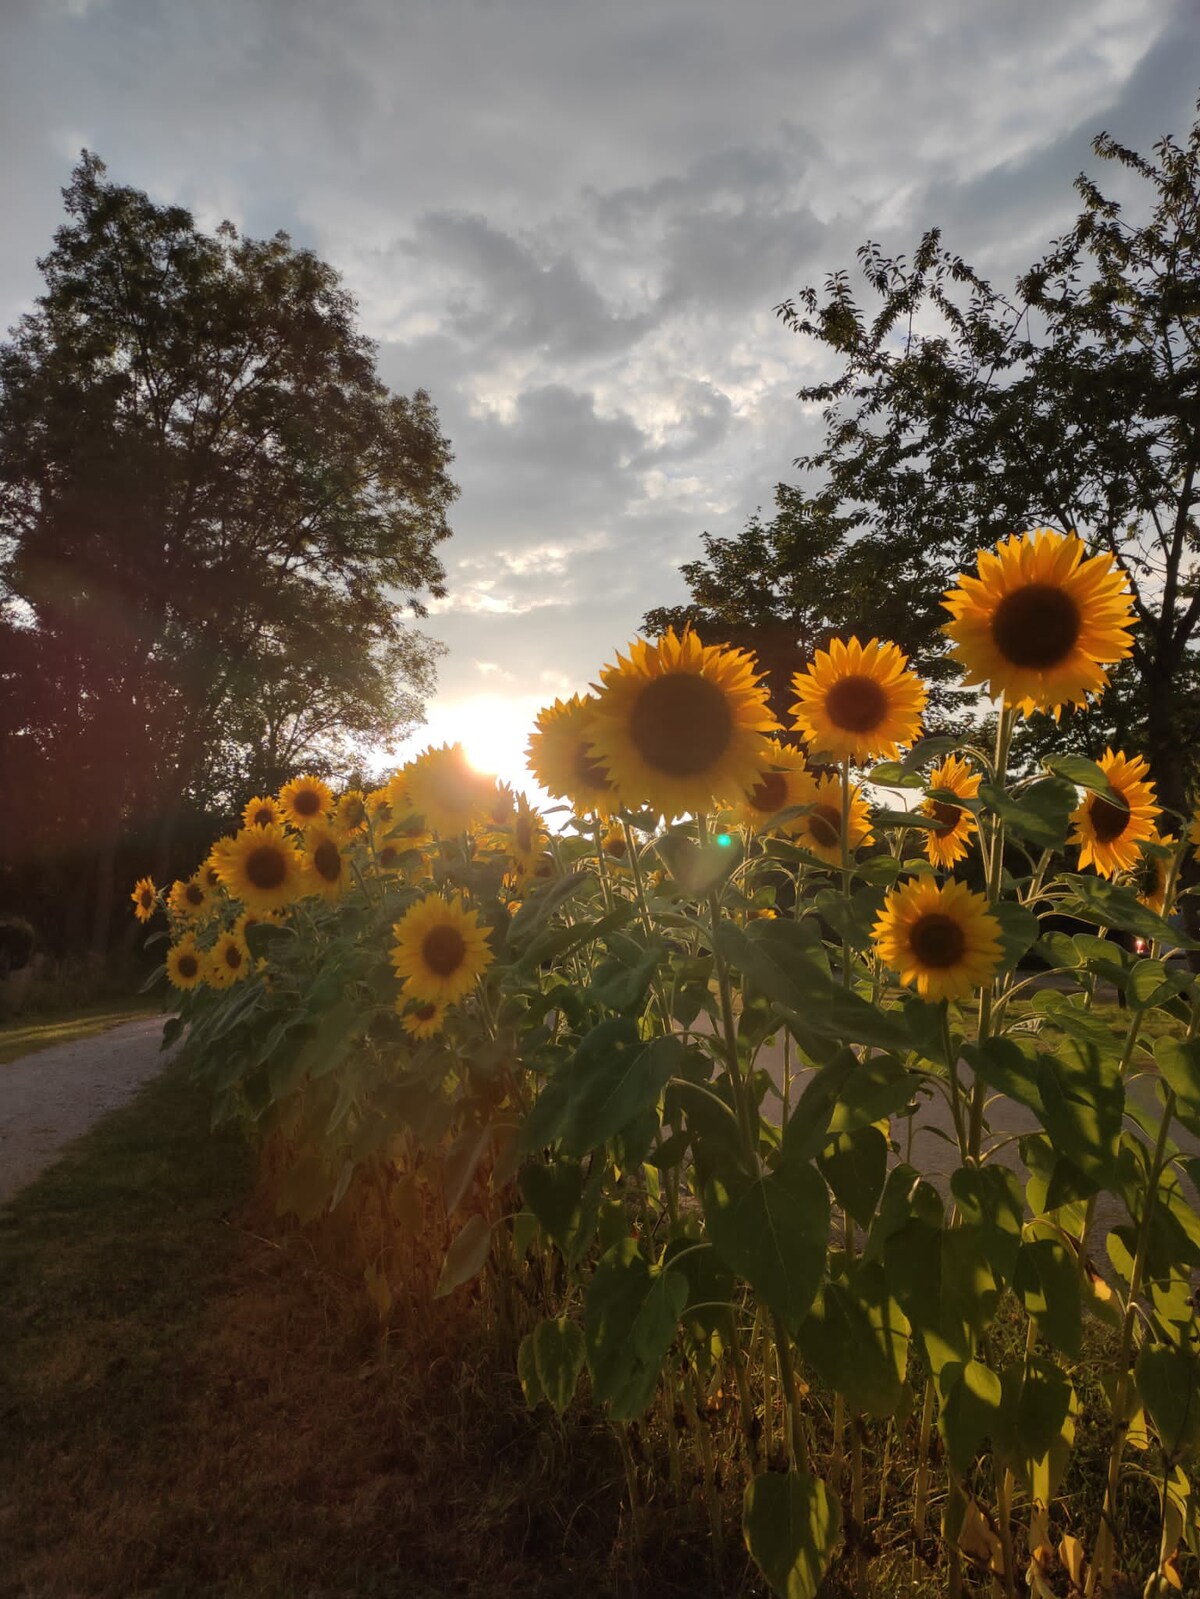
[921,755,981,870]
[130,876,158,923]
[526,695,620,817]
[790,773,874,865]
[790,637,926,763]
[872,877,1003,1003]
[405,745,490,837]
[731,739,815,834]
[215,824,305,913]
[278,774,334,830]
[242,795,284,831]
[942,529,1135,717]
[1068,749,1160,878]
[208,930,251,989]
[390,893,494,1006]
[303,823,350,902]
[165,933,204,991]
[587,628,779,819]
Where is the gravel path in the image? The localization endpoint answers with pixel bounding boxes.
[0,1017,172,1204]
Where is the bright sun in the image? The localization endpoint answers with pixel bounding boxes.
[384,693,552,805]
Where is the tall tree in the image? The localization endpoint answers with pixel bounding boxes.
[648,107,1200,822]
[0,153,457,954]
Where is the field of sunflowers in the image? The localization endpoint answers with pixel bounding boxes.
[132,529,1200,1598]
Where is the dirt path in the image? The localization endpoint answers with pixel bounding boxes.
[0,1017,172,1203]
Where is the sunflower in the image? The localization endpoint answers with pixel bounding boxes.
[168,875,210,919]
[208,930,251,988]
[1189,810,1200,864]
[527,695,620,817]
[587,628,779,820]
[921,755,982,870]
[1068,749,1160,878]
[942,529,1136,718]
[600,822,630,868]
[1133,833,1177,915]
[303,823,350,901]
[130,876,158,923]
[233,907,282,939]
[389,893,494,1006]
[214,824,305,913]
[481,781,517,831]
[242,794,284,830]
[731,739,815,834]
[365,786,396,829]
[790,637,926,763]
[166,933,205,991]
[278,774,334,830]
[872,877,1003,1003]
[398,996,449,1039]
[333,790,369,835]
[405,745,491,836]
[508,796,548,871]
[789,773,874,865]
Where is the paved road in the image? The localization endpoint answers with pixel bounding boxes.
[0,1017,171,1203]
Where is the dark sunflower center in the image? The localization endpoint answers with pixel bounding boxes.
[808,805,842,848]
[252,807,274,826]
[929,800,962,837]
[205,867,220,887]
[379,845,400,868]
[628,672,734,778]
[178,953,199,979]
[293,788,321,817]
[422,924,466,976]
[823,674,889,733]
[342,797,365,827]
[375,801,393,824]
[604,833,628,859]
[223,944,244,970]
[573,744,611,793]
[139,890,154,909]
[246,845,288,890]
[750,770,789,814]
[909,912,967,969]
[313,839,342,882]
[414,1003,437,1022]
[990,583,1081,669]
[1089,792,1131,844]
[185,883,205,906]
[515,817,535,854]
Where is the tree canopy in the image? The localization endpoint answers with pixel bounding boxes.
[648,107,1200,820]
[0,153,457,953]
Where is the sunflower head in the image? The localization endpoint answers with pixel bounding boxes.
[333,790,369,835]
[943,529,1136,718]
[527,695,620,818]
[398,996,448,1039]
[208,931,251,989]
[130,876,158,923]
[390,893,494,1006]
[791,637,926,763]
[587,628,779,820]
[214,823,305,913]
[405,745,492,837]
[168,875,211,920]
[1133,832,1177,915]
[166,933,204,991]
[921,754,981,870]
[303,824,350,901]
[1068,749,1160,878]
[366,786,396,828]
[731,739,815,834]
[790,773,874,865]
[242,795,284,830]
[278,774,334,829]
[872,876,1003,1003]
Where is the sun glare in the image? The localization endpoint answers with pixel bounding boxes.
[384,694,552,805]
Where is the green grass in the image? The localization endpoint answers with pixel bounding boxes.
[0,1000,160,1066]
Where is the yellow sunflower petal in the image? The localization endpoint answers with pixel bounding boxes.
[214,823,306,913]
[389,893,494,1006]
[130,876,158,922]
[277,774,334,829]
[789,772,873,865]
[732,739,816,834]
[526,695,620,817]
[921,755,982,870]
[165,933,204,991]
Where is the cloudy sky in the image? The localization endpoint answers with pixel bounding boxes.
[3,0,1198,795]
